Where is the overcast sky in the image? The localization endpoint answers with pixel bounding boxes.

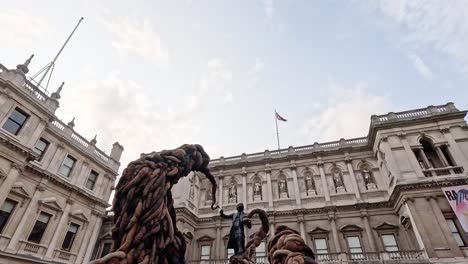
[1,1,467,171]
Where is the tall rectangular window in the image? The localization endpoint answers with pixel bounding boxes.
[346,236,362,253]
[0,199,17,233]
[28,212,52,243]
[59,155,76,177]
[255,241,266,257]
[61,223,79,251]
[2,108,29,135]
[381,234,399,252]
[314,238,329,254]
[85,170,99,190]
[447,219,465,246]
[227,248,234,259]
[100,242,112,257]
[33,138,49,161]
[200,245,210,260]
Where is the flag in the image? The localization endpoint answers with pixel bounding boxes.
[275,111,287,122]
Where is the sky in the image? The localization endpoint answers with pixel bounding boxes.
[1,0,467,173]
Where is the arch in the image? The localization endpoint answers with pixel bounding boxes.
[327,163,345,174]
[249,172,264,182]
[340,224,363,232]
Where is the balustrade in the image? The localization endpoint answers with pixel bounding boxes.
[19,240,48,256]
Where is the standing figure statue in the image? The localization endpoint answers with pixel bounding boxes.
[220,203,252,255]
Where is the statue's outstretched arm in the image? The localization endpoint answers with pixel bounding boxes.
[220,209,234,219]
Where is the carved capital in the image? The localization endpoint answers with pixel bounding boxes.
[36,184,46,192]
[66,198,75,205]
[426,195,437,202]
[440,127,450,134]
[381,136,388,142]
[398,133,406,139]
[10,163,23,172]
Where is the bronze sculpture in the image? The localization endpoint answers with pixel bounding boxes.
[220,203,252,256]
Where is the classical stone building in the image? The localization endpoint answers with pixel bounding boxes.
[165,102,468,263]
[0,57,123,264]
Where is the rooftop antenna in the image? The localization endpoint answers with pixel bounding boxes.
[31,17,84,92]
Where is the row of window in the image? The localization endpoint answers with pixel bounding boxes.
[3,108,99,191]
[0,199,80,251]
[198,219,465,260]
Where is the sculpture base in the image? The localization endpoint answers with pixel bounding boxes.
[253,195,262,201]
[367,183,377,190]
[280,192,289,199]
[336,186,346,193]
[307,190,316,196]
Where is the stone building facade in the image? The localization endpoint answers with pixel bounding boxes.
[0,57,123,264]
[166,102,468,263]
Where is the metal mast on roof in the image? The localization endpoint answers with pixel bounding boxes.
[31,17,84,92]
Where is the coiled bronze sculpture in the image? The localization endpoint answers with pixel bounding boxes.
[267,225,318,264]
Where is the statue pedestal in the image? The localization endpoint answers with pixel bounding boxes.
[253,195,262,201]
[367,183,377,190]
[280,192,288,199]
[205,199,212,206]
[336,186,346,193]
[307,189,316,196]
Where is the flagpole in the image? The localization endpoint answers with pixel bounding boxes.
[275,110,280,150]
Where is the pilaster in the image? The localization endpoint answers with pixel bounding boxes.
[345,155,360,200]
[44,199,73,259]
[399,133,425,178]
[290,161,301,206]
[360,209,376,252]
[265,164,273,208]
[0,163,22,207]
[318,158,330,202]
[441,128,468,171]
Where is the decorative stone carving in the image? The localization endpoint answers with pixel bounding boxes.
[228,180,237,204]
[304,171,316,196]
[360,162,377,190]
[278,176,288,199]
[205,186,213,205]
[331,166,345,193]
[253,181,262,201]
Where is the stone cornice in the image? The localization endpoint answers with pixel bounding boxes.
[0,132,38,161]
[25,163,110,208]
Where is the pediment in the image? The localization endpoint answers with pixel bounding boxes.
[374,222,399,230]
[340,224,363,232]
[69,209,89,223]
[197,235,215,242]
[308,227,329,235]
[11,182,31,198]
[100,231,112,240]
[223,233,230,240]
[38,197,63,212]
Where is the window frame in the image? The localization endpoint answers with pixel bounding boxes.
[345,235,363,254]
[27,211,52,244]
[58,154,77,178]
[85,170,99,190]
[312,237,330,255]
[200,244,211,260]
[2,107,30,136]
[380,233,400,252]
[33,137,50,161]
[60,222,80,251]
[0,199,18,234]
[446,218,465,247]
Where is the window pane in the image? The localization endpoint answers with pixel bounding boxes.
[63,156,75,167]
[86,171,98,190]
[347,236,361,248]
[101,243,112,257]
[453,233,465,247]
[256,241,266,256]
[317,249,329,254]
[59,166,71,177]
[10,110,28,124]
[382,234,397,246]
[201,245,210,259]
[28,213,51,243]
[447,219,458,232]
[385,246,399,252]
[227,248,234,258]
[0,199,17,233]
[2,120,20,135]
[33,138,49,158]
[315,238,327,250]
[61,223,79,250]
[350,247,363,253]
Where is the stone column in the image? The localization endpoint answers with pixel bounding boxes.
[417,148,431,168]
[441,128,468,170]
[298,214,306,241]
[45,199,73,259]
[7,183,45,251]
[290,163,301,206]
[405,198,433,257]
[360,210,376,252]
[427,196,463,257]
[345,157,361,200]
[265,165,273,208]
[75,213,97,263]
[47,144,65,172]
[318,161,330,202]
[0,163,22,207]
[328,212,341,253]
[215,223,221,259]
[218,176,223,207]
[82,213,103,263]
[242,171,247,210]
[399,133,425,178]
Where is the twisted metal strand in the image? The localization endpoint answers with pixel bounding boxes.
[90,144,218,264]
[267,225,318,264]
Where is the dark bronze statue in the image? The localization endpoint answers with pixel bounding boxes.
[220,203,252,255]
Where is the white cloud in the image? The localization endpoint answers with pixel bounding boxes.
[407,53,433,79]
[0,10,47,47]
[366,0,468,75]
[261,0,274,21]
[301,79,392,142]
[101,16,169,66]
[187,58,234,111]
[250,58,265,74]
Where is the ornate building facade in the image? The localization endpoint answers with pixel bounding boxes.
[0,57,123,264]
[165,102,468,263]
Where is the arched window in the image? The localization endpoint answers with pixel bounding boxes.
[227,179,237,204]
[304,171,316,196]
[252,178,262,201]
[278,174,289,199]
[412,137,457,176]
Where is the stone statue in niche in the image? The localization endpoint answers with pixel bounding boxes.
[228,181,237,203]
[305,173,316,196]
[253,181,262,201]
[189,183,195,201]
[332,168,346,193]
[361,163,377,190]
[205,187,213,205]
[278,178,288,198]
